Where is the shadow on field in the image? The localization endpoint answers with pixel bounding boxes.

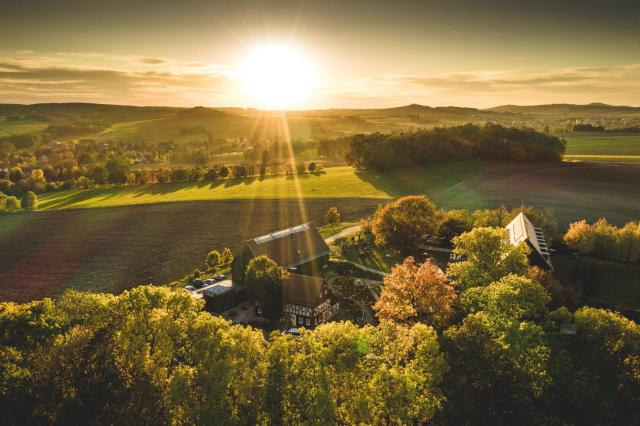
[41,187,125,210]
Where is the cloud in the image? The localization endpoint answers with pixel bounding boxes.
[338,64,640,107]
[0,52,241,106]
[140,57,168,65]
[399,65,640,94]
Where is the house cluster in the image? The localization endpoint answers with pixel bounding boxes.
[231,223,339,328]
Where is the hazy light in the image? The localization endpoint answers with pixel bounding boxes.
[241,43,314,110]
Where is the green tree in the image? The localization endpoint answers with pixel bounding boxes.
[244,256,288,321]
[4,195,20,212]
[372,195,442,250]
[447,227,530,289]
[460,274,550,321]
[325,206,341,232]
[205,250,221,270]
[89,165,109,185]
[20,191,38,211]
[105,158,129,184]
[220,247,233,267]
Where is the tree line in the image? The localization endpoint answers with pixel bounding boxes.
[564,218,640,262]
[0,159,320,197]
[0,190,37,213]
[342,123,566,170]
[0,132,318,197]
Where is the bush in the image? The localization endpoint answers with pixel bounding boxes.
[20,191,38,211]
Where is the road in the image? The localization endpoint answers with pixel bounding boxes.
[324,224,362,245]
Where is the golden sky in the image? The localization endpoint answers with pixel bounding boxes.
[1,0,639,108]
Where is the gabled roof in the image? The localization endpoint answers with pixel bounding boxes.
[505,212,553,270]
[283,273,325,307]
[245,223,329,268]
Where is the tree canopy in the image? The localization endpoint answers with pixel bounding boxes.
[374,258,457,328]
[372,195,442,249]
[447,227,531,289]
[244,255,288,321]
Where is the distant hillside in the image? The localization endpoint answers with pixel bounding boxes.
[3,101,640,142]
[486,103,640,116]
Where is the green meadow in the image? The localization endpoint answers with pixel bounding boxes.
[564,135,640,161]
[38,163,489,211]
[36,160,640,228]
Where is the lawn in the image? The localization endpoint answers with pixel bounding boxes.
[338,238,404,273]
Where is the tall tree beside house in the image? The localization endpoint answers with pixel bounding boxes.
[372,195,442,250]
[325,207,341,232]
[244,255,289,321]
[374,258,457,329]
[205,248,233,272]
[447,227,530,289]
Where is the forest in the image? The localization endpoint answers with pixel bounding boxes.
[343,123,566,170]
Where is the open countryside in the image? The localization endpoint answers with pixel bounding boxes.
[32,161,640,227]
[2,1,640,424]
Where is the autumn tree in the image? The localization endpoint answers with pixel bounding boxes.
[372,195,442,249]
[447,227,530,289]
[244,256,288,321]
[374,258,457,328]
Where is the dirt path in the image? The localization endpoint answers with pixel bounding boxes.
[324,224,362,245]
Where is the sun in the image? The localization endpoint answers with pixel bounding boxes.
[241,43,314,110]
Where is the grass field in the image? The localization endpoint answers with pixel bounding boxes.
[38,163,488,210]
[0,199,384,303]
[37,161,640,227]
[0,120,49,137]
[4,160,640,303]
[564,135,640,162]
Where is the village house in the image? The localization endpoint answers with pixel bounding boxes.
[231,223,338,328]
[505,212,554,271]
[283,273,339,328]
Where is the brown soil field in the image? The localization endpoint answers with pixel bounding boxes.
[0,198,384,303]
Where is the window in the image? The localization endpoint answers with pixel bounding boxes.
[298,316,303,325]
[305,318,310,326]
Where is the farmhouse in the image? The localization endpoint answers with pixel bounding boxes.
[505,212,554,271]
[231,222,330,284]
[232,223,338,328]
[283,273,339,328]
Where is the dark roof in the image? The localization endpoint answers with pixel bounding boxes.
[283,273,325,307]
[505,213,553,270]
[245,223,329,268]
